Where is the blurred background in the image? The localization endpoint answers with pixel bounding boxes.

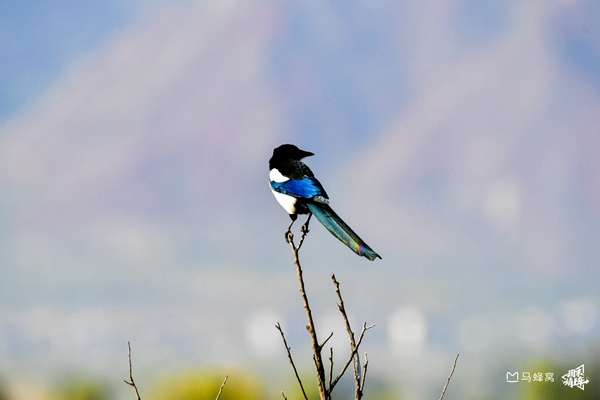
[1,0,599,399]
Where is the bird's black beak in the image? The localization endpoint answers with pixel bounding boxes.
[300,150,314,159]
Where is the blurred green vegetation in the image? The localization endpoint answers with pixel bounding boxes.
[151,369,264,400]
[52,378,109,400]
[0,355,595,400]
[281,372,320,400]
[281,371,395,400]
[0,377,8,400]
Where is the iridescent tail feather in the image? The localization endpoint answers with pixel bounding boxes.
[306,203,381,261]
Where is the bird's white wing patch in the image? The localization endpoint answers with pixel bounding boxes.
[269,168,289,183]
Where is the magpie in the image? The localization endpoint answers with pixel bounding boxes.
[269,144,381,261]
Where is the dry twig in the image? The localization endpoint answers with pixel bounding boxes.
[439,354,459,400]
[330,274,374,399]
[329,322,374,392]
[276,322,309,400]
[124,342,227,400]
[286,221,329,399]
[281,219,375,400]
[320,331,334,348]
[215,375,228,400]
[360,353,369,394]
[124,341,142,400]
[328,347,334,390]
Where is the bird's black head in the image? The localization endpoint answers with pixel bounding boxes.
[269,144,314,168]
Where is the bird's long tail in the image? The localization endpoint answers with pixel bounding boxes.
[307,203,381,261]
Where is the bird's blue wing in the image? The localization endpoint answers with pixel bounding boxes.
[270,176,324,199]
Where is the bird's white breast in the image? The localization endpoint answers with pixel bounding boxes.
[269,168,296,214]
[271,189,297,214]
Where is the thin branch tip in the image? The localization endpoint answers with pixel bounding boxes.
[439,353,459,400]
[215,375,228,400]
[124,341,142,400]
[320,331,334,348]
[276,322,309,400]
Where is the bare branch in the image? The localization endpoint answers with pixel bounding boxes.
[439,354,459,400]
[359,353,368,393]
[124,341,142,400]
[320,331,334,348]
[286,228,328,399]
[276,323,309,400]
[281,392,288,400]
[331,274,360,396]
[328,347,334,390]
[330,274,375,399]
[215,375,228,400]
[329,322,374,392]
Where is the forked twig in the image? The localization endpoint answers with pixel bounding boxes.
[330,274,374,399]
[329,322,374,391]
[282,220,375,399]
[286,225,328,399]
[124,342,142,400]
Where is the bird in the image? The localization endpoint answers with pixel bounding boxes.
[269,144,381,261]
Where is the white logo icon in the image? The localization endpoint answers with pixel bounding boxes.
[562,364,589,390]
[506,372,519,383]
